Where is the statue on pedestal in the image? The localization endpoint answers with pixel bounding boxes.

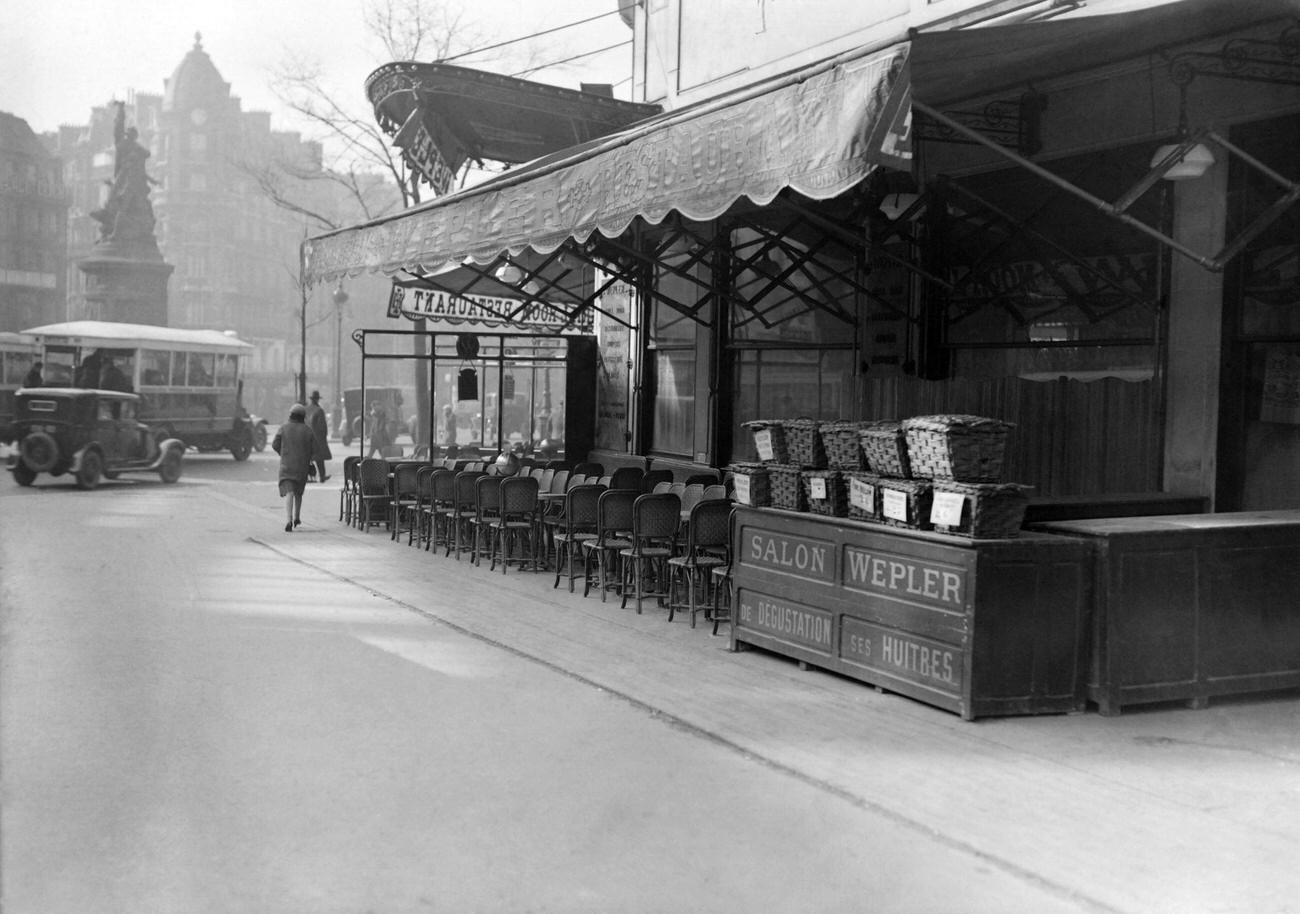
[90,102,159,245]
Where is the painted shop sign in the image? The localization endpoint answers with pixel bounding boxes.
[742,528,835,583]
[840,618,963,691]
[387,282,594,335]
[842,545,967,609]
[736,590,833,653]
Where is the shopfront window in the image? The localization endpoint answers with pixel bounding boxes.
[730,348,855,462]
[647,232,712,458]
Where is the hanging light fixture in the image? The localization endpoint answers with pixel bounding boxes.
[1151,84,1215,181]
[495,262,524,284]
[878,192,921,219]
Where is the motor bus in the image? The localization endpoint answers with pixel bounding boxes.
[1,331,42,444]
[22,320,263,460]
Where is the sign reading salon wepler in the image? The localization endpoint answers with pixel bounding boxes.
[741,525,967,610]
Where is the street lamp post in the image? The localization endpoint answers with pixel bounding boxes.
[332,283,349,439]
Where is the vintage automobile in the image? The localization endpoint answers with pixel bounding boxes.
[8,388,184,489]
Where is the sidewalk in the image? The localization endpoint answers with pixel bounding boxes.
[278,491,1300,914]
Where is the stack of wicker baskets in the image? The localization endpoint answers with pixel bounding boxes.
[845,421,927,527]
[901,414,1028,538]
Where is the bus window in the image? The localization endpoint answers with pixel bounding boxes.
[141,350,171,386]
[171,352,189,386]
[44,349,76,387]
[215,353,237,387]
[187,352,214,387]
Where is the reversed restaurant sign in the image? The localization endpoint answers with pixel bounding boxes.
[388,282,594,335]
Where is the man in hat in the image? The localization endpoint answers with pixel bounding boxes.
[304,390,332,482]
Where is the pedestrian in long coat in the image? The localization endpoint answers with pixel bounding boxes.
[305,390,332,482]
[272,403,324,532]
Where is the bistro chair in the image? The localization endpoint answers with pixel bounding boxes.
[678,483,707,529]
[666,499,732,627]
[641,469,673,493]
[702,484,728,502]
[619,492,682,615]
[407,465,437,547]
[470,475,504,566]
[389,462,423,541]
[338,455,362,524]
[711,563,733,636]
[581,488,637,602]
[551,484,603,592]
[609,466,644,492]
[652,481,673,494]
[355,458,391,532]
[490,475,541,573]
[422,467,456,552]
[684,472,719,487]
[573,461,604,479]
[448,470,486,559]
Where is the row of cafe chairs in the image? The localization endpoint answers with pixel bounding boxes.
[335,454,737,631]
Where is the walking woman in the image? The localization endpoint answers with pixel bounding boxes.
[272,403,325,532]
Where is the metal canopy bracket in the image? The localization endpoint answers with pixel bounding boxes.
[912,100,1300,274]
[915,89,1048,156]
[1166,23,1300,88]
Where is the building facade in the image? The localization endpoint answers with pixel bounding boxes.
[52,35,377,418]
[0,112,67,333]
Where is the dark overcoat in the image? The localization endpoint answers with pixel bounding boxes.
[272,419,322,485]
[305,402,333,460]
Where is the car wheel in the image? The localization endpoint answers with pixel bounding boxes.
[103,469,121,480]
[252,423,268,452]
[20,431,58,473]
[229,428,252,461]
[76,450,103,490]
[12,462,36,486]
[159,448,183,483]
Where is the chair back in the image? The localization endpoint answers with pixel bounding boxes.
[594,488,637,544]
[631,492,682,547]
[392,462,422,498]
[703,484,728,501]
[415,465,437,500]
[358,458,390,494]
[453,469,485,510]
[499,475,539,517]
[684,472,719,487]
[563,484,604,533]
[537,467,555,491]
[474,474,503,519]
[680,483,706,517]
[430,467,456,504]
[573,461,604,478]
[684,499,732,554]
[668,481,686,499]
[548,469,570,494]
[342,455,362,490]
[610,466,644,491]
[641,469,673,492]
[652,481,673,494]
[597,475,613,488]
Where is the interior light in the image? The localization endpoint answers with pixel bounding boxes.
[1150,142,1215,181]
[879,192,920,220]
[495,263,524,284]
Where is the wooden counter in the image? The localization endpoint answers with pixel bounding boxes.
[729,507,1094,720]
[1032,510,1300,716]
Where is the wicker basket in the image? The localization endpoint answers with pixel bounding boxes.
[785,418,827,468]
[903,414,1014,483]
[858,422,911,478]
[802,469,848,517]
[930,482,1031,538]
[845,471,883,522]
[767,464,807,512]
[819,421,869,470]
[727,462,771,507]
[876,478,934,530]
[743,420,788,464]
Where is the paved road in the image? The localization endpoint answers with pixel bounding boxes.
[2,451,1094,914]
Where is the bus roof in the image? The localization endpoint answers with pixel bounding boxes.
[22,321,254,352]
[0,331,40,349]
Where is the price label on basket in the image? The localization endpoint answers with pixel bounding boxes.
[754,429,774,461]
[849,478,875,511]
[881,488,909,522]
[810,477,827,500]
[734,474,752,505]
[931,491,967,527]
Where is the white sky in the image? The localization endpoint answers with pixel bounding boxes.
[0,0,634,137]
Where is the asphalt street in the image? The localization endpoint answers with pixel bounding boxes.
[2,445,1299,914]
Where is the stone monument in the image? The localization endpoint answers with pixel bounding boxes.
[76,101,174,324]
